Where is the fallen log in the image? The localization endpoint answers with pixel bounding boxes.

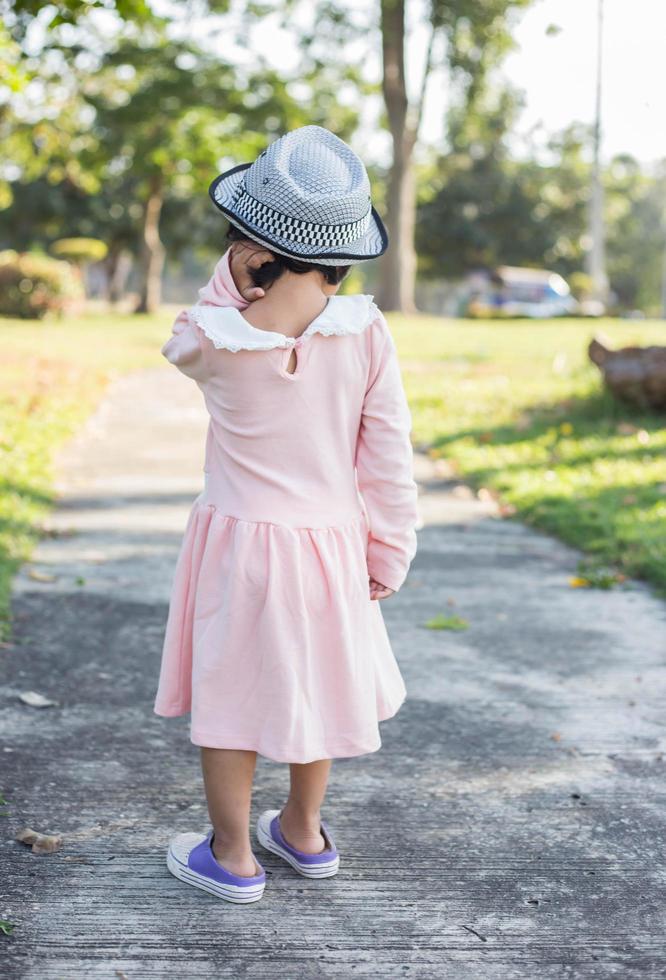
[588,334,666,410]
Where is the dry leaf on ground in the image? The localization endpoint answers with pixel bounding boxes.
[27,569,56,583]
[477,487,496,502]
[452,484,474,499]
[16,827,63,854]
[18,691,58,708]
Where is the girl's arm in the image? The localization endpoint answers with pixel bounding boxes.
[355,311,419,594]
[161,248,253,377]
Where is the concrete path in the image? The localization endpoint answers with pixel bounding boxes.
[1,368,665,980]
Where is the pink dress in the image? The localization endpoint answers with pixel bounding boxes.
[153,249,419,763]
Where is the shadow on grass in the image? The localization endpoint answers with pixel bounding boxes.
[0,478,54,509]
[0,480,58,632]
[516,482,666,584]
[429,388,664,454]
[425,388,666,594]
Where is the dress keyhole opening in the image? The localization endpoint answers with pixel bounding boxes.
[285,348,298,376]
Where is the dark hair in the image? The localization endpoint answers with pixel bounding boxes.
[226,225,351,289]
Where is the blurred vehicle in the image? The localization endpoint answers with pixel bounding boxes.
[578,298,606,317]
[466,265,581,318]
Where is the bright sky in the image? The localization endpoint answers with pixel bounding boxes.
[498,0,666,165]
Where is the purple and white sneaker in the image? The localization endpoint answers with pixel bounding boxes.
[256,809,340,878]
[166,831,266,903]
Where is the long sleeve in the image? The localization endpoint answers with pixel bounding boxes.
[161,248,248,379]
[355,311,419,592]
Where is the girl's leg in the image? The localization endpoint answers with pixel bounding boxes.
[200,747,259,877]
[280,759,332,854]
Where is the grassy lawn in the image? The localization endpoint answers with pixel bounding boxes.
[0,310,171,636]
[1,309,665,639]
[390,315,666,593]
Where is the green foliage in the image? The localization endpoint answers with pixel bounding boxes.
[574,557,626,590]
[338,265,366,296]
[50,238,108,264]
[605,157,666,312]
[0,251,83,319]
[6,0,154,34]
[0,23,27,95]
[569,271,595,301]
[416,102,666,312]
[431,0,534,106]
[82,29,349,199]
[417,115,590,279]
[0,7,356,298]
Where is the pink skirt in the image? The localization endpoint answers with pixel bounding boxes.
[153,498,407,763]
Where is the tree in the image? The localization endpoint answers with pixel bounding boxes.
[416,117,591,281]
[605,156,666,313]
[415,110,666,314]
[1,2,361,310]
[0,0,161,292]
[3,0,154,35]
[296,0,533,311]
[376,0,533,311]
[84,28,354,311]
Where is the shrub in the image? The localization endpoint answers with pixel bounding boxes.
[569,271,595,301]
[0,251,84,319]
[49,238,108,264]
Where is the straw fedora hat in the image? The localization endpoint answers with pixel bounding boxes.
[209,125,388,265]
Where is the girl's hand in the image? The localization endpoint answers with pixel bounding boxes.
[229,242,274,302]
[369,578,394,601]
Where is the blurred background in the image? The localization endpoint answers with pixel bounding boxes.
[0,0,664,631]
[2,0,665,317]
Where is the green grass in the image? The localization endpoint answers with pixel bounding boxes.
[0,309,171,636]
[423,613,470,631]
[388,315,666,592]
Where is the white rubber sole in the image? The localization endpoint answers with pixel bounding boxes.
[256,810,340,879]
[167,834,265,904]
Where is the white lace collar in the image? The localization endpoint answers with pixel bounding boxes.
[190,294,378,352]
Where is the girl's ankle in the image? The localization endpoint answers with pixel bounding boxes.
[280,801,321,836]
[211,834,257,876]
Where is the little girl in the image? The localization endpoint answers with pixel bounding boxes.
[153,125,419,903]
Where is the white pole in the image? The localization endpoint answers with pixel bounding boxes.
[586,0,608,306]
[661,228,666,318]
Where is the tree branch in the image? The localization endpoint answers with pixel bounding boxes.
[413,21,436,141]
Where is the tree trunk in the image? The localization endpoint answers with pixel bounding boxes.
[135,176,165,314]
[104,246,131,305]
[377,0,418,313]
[380,129,417,313]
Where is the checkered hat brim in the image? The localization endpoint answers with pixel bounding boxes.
[209,163,388,265]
